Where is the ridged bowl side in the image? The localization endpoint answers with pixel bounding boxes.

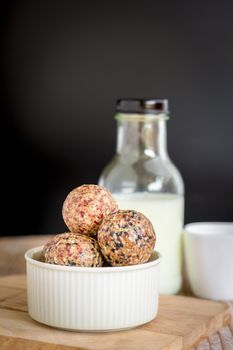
[25,247,161,331]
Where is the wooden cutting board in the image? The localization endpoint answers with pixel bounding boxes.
[0,275,231,350]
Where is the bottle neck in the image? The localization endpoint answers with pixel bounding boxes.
[116,113,168,159]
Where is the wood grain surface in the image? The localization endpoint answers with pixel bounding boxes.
[0,275,231,350]
[0,235,51,276]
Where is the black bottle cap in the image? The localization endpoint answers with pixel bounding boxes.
[116,99,169,114]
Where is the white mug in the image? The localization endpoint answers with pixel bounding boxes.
[184,222,233,301]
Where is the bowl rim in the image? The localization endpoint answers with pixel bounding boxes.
[25,246,162,273]
[184,222,233,238]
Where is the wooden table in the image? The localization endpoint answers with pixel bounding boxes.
[0,235,233,350]
[0,235,52,276]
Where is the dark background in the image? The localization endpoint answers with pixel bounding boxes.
[2,0,233,236]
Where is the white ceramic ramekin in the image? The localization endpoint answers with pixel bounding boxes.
[184,222,233,301]
[25,246,161,331]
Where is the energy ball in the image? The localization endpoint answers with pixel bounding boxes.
[62,184,118,235]
[43,232,103,267]
[97,210,156,266]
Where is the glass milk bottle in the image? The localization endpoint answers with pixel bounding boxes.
[99,99,184,294]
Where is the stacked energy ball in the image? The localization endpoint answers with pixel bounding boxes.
[42,184,156,267]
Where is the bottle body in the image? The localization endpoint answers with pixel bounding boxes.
[112,193,184,294]
[99,100,184,294]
